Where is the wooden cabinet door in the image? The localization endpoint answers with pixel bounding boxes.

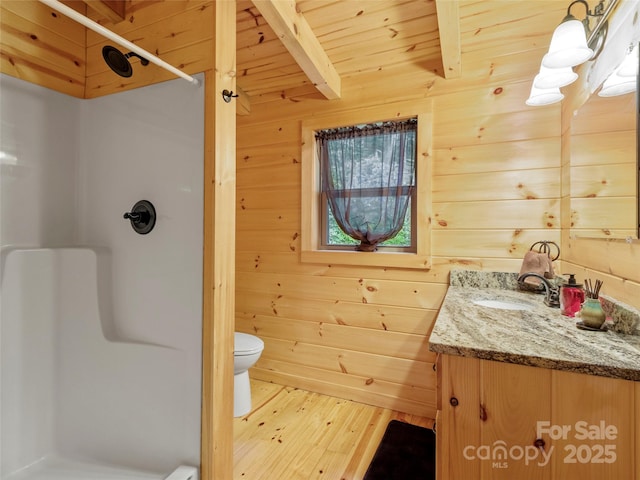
[480,360,552,480]
[439,354,481,479]
[551,370,635,480]
[439,355,638,480]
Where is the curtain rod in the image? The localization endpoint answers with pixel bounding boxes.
[38,0,200,86]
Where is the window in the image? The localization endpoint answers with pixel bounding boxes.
[324,203,414,250]
[301,109,432,269]
[317,118,417,252]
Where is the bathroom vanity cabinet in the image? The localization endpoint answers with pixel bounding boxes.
[429,272,640,480]
[435,354,638,480]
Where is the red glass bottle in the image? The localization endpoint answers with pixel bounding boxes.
[560,274,585,317]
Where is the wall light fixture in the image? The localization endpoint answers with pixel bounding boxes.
[543,0,605,68]
[526,0,611,106]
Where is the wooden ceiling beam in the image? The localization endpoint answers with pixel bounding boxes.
[251,0,341,100]
[81,0,125,24]
[435,0,461,79]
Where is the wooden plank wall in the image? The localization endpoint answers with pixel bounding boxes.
[234,1,634,419]
[0,0,87,97]
[236,47,563,416]
[235,0,638,418]
[83,0,213,98]
[3,0,637,424]
[0,0,214,99]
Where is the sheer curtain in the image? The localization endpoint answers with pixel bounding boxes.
[316,118,417,252]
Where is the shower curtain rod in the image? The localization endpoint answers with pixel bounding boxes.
[38,0,200,86]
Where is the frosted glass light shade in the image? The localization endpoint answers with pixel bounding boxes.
[542,18,593,68]
[617,44,639,77]
[598,43,638,97]
[598,72,636,97]
[533,65,578,89]
[526,83,564,106]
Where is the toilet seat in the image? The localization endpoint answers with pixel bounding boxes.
[234,332,264,356]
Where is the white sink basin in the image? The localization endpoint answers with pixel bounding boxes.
[473,299,531,311]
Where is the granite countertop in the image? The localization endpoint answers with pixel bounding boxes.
[428,271,640,381]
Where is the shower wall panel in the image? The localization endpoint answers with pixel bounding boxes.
[1,73,79,475]
[0,73,204,475]
[0,250,57,475]
[73,74,205,470]
[0,74,79,247]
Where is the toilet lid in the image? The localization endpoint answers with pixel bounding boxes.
[234,332,264,356]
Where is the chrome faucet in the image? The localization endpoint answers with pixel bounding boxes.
[517,272,561,308]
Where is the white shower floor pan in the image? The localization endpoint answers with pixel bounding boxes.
[4,455,165,480]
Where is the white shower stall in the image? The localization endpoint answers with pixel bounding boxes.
[0,73,204,478]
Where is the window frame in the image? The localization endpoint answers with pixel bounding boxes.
[301,107,432,269]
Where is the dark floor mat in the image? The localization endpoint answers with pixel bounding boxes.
[363,420,436,480]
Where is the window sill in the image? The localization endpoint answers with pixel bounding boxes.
[301,249,431,269]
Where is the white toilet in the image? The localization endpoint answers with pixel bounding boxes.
[233,332,265,417]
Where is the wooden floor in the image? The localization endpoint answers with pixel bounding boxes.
[233,379,434,480]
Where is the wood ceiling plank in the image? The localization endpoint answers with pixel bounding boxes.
[237,36,292,64]
[237,1,270,33]
[81,0,125,24]
[85,1,210,45]
[317,15,438,48]
[302,0,435,38]
[435,0,461,79]
[331,39,442,74]
[251,0,341,99]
